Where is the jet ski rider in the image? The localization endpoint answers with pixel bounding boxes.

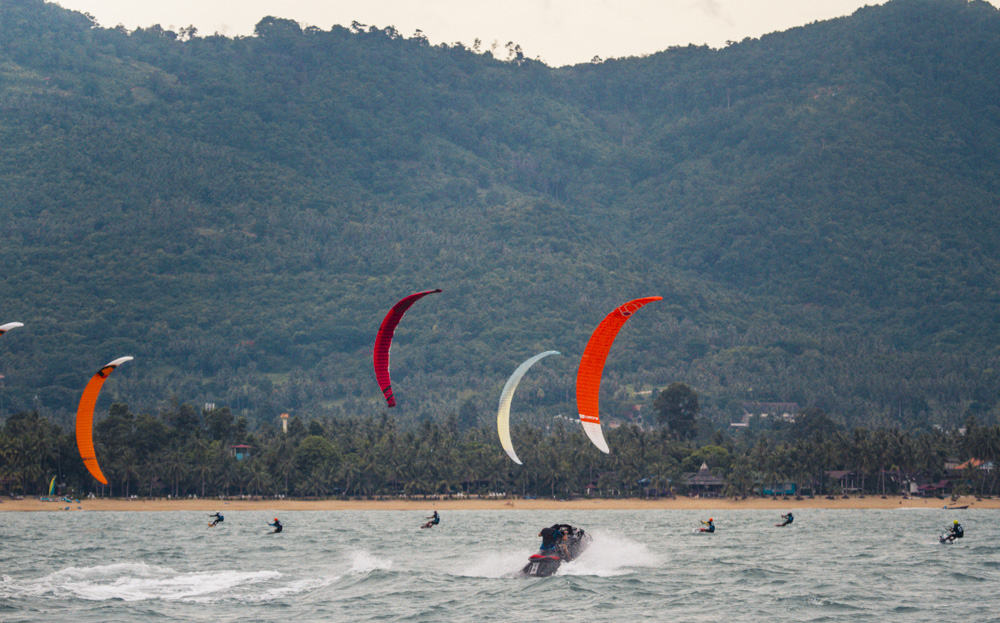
[538,525,563,552]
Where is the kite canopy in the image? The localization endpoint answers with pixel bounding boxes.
[76,356,133,485]
[497,350,560,465]
[373,289,441,407]
[0,322,24,334]
[576,297,661,453]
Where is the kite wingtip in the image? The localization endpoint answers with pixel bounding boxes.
[581,420,611,454]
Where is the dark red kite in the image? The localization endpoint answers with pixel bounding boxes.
[373,289,441,407]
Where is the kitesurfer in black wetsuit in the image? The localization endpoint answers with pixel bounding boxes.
[420,510,440,529]
[209,512,224,527]
[269,517,283,533]
[700,518,715,533]
[944,519,963,542]
[777,512,793,527]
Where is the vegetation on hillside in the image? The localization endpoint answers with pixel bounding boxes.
[1,0,999,434]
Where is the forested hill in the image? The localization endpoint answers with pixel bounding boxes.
[1,0,999,432]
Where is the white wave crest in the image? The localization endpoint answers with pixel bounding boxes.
[558,530,660,577]
[1,561,336,603]
[348,550,393,574]
[455,549,530,578]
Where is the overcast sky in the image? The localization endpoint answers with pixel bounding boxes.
[53,0,1000,67]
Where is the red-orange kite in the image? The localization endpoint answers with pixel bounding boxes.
[576,297,661,453]
[76,356,132,485]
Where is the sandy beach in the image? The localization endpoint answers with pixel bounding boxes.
[2,495,996,512]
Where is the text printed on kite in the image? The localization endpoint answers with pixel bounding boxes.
[576,297,661,453]
[497,351,560,465]
[0,322,24,335]
[372,289,441,407]
[75,356,133,485]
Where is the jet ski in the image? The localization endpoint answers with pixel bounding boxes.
[521,524,592,577]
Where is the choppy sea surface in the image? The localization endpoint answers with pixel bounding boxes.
[1,508,997,622]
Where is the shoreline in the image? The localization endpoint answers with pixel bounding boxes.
[1,495,995,512]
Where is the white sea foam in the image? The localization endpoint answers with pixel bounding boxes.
[2,562,333,603]
[454,549,529,578]
[558,530,660,577]
[348,550,393,574]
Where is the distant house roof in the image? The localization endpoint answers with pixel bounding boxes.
[685,462,726,487]
[956,458,985,470]
[918,480,950,491]
[826,470,855,479]
[741,402,800,419]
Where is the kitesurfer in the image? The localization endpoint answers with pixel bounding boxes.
[421,510,440,529]
[269,517,283,533]
[209,512,224,527]
[700,518,715,533]
[777,512,793,527]
[944,519,964,542]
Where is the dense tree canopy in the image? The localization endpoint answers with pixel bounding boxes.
[653,382,700,439]
[2,401,996,500]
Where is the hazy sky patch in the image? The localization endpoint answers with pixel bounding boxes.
[52,0,1000,66]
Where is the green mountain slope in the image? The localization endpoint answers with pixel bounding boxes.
[1,0,998,430]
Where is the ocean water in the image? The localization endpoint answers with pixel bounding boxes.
[0,508,996,622]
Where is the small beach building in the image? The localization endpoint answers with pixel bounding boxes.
[825,470,861,495]
[684,462,726,497]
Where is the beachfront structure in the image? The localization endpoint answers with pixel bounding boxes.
[684,462,726,497]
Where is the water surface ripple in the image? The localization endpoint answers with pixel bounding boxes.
[1,508,996,622]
